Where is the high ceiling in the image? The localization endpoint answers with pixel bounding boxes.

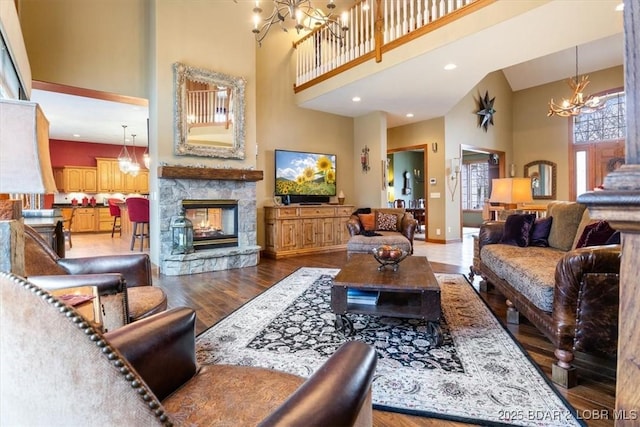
[30,0,624,146]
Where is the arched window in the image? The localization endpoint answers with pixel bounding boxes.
[570,89,626,200]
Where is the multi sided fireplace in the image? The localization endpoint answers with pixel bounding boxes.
[182,199,238,250]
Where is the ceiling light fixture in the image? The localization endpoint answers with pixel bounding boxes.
[406,113,414,118]
[117,124,132,174]
[352,96,361,102]
[128,133,140,177]
[248,0,349,46]
[444,63,457,71]
[548,46,605,117]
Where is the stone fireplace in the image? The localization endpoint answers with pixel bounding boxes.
[182,199,238,250]
[158,166,263,276]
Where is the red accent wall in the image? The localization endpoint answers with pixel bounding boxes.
[49,140,147,168]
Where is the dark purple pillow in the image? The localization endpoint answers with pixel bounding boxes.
[529,216,553,247]
[500,213,537,247]
[575,220,617,248]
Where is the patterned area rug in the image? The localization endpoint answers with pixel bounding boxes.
[196,267,584,426]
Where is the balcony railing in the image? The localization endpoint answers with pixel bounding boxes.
[293,0,495,92]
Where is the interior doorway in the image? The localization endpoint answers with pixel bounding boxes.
[461,146,505,227]
[387,145,427,235]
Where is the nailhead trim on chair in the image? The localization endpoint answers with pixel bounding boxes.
[3,272,172,426]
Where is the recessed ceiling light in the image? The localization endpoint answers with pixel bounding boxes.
[406,113,414,118]
[352,96,361,102]
[444,63,457,71]
[73,134,81,138]
[615,3,624,11]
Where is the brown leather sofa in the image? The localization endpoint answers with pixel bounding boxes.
[0,271,377,426]
[24,224,167,327]
[346,208,418,254]
[476,203,620,388]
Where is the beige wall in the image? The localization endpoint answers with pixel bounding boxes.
[353,112,387,208]
[19,0,149,98]
[388,117,444,240]
[255,28,355,246]
[513,65,624,201]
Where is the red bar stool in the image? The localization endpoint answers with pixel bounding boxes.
[125,197,149,251]
[108,198,123,238]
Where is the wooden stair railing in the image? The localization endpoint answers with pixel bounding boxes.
[293,0,495,93]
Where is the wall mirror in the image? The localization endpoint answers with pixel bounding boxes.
[524,160,556,200]
[173,62,246,159]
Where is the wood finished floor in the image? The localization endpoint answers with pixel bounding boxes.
[68,232,615,427]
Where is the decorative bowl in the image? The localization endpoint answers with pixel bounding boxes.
[371,246,409,271]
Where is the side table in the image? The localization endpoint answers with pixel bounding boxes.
[50,286,103,332]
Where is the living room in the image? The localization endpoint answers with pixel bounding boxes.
[2,0,639,425]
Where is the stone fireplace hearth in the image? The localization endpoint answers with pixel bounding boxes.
[158,166,263,276]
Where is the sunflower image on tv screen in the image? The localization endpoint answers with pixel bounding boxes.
[275,150,337,196]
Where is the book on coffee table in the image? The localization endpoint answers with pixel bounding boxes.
[347,289,380,305]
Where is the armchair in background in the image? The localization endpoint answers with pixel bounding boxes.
[0,271,378,426]
[23,224,167,325]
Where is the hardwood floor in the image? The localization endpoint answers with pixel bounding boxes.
[67,232,615,427]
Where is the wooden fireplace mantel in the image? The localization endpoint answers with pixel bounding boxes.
[157,166,263,182]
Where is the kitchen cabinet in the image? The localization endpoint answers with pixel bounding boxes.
[73,207,96,232]
[97,207,113,232]
[62,167,97,192]
[124,170,149,193]
[96,158,125,192]
[53,168,64,192]
[97,157,148,193]
[264,205,353,258]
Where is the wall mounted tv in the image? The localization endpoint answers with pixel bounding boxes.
[274,149,336,204]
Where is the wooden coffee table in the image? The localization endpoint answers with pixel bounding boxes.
[331,254,443,345]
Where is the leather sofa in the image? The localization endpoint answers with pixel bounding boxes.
[346,208,418,254]
[0,271,377,426]
[476,201,620,388]
[23,224,167,328]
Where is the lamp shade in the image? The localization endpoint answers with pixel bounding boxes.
[0,99,57,194]
[489,178,533,204]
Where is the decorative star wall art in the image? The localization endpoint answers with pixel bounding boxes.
[476,91,496,132]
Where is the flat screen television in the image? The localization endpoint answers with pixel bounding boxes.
[274,149,337,204]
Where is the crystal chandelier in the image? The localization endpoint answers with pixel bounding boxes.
[128,133,140,177]
[548,46,605,117]
[249,0,349,46]
[117,124,132,173]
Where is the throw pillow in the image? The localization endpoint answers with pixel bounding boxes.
[605,230,621,245]
[376,212,398,231]
[358,213,376,231]
[529,216,553,247]
[547,202,587,251]
[575,220,617,248]
[500,213,537,247]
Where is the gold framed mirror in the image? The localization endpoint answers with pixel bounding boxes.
[173,62,246,159]
[524,160,556,200]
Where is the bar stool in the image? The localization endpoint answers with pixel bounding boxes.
[108,198,123,238]
[125,197,149,251]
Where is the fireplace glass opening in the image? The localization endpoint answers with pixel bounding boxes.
[182,199,238,250]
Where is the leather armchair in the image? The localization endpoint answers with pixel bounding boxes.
[24,224,167,325]
[0,272,377,426]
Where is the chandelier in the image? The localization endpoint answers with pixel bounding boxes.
[117,124,132,174]
[128,133,140,177]
[249,0,349,46]
[548,46,605,117]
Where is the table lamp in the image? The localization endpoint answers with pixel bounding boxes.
[489,178,533,210]
[0,99,57,218]
[0,99,57,275]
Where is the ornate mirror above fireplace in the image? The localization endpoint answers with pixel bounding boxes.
[524,160,556,200]
[173,62,246,159]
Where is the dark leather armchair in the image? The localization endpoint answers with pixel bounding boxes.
[23,224,167,326]
[0,272,378,426]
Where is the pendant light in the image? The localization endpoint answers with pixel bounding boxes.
[128,133,140,177]
[117,124,132,173]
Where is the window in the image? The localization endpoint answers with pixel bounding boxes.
[462,161,489,210]
[570,90,626,200]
